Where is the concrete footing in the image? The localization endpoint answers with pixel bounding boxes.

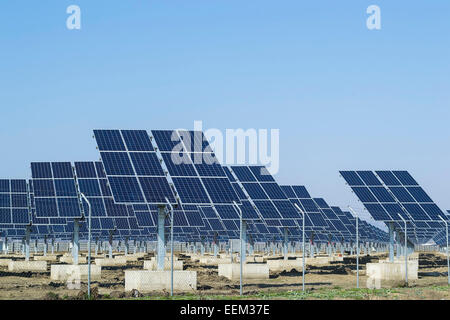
[50,264,102,281]
[59,256,87,264]
[267,260,303,272]
[125,270,197,292]
[33,255,59,262]
[143,260,183,270]
[0,259,12,267]
[8,261,47,272]
[366,261,418,287]
[218,263,269,280]
[95,257,127,267]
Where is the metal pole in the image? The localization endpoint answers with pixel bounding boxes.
[157,206,166,271]
[165,198,174,297]
[439,216,449,285]
[25,226,31,261]
[233,201,243,296]
[398,216,408,284]
[349,207,359,289]
[73,219,79,265]
[294,203,306,292]
[81,193,92,299]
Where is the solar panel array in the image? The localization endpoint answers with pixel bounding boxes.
[0,180,30,236]
[31,162,83,219]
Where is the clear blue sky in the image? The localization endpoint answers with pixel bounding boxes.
[0,1,449,226]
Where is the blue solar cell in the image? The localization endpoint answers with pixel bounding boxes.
[199,206,217,218]
[0,209,11,223]
[12,209,29,224]
[280,186,296,199]
[95,162,106,178]
[340,171,365,186]
[313,198,329,209]
[356,171,382,186]
[121,130,154,151]
[99,179,112,197]
[392,171,418,186]
[389,187,416,202]
[231,182,247,200]
[107,176,145,203]
[194,162,226,177]
[364,204,393,221]
[382,204,405,220]
[261,183,287,199]
[215,205,239,220]
[201,178,239,203]
[151,130,182,152]
[0,180,9,193]
[223,167,236,182]
[207,218,225,231]
[298,198,320,212]
[78,179,102,196]
[222,220,239,231]
[240,200,260,220]
[253,200,281,219]
[248,166,276,182]
[375,171,402,186]
[104,198,129,216]
[11,194,28,208]
[421,204,445,220]
[0,194,10,207]
[100,152,135,175]
[242,183,268,200]
[403,203,430,221]
[32,180,55,197]
[139,177,176,204]
[406,187,433,203]
[130,152,165,176]
[172,177,210,204]
[75,162,97,178]
[185,211,204,227]
[35,198,58,217]
[161,153,197,176]
[52,162,73,178]
[272,200,299,219]
[57,198,81,217]
[369,187,396,202]
[350,187,377,202]
[231,166,257,182]
[94,130,126,151]
[31,163,53,179]
[292,186,311,199]
[54,179,78,197]
[11,180,27,193]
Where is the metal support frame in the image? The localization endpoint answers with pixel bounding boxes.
[165,198,174,297]
[283,228,289,261]
[388,222,395,262]
[80,193,92,299]
[234,201,244,296]
[293,203,306,292]
[157,205,167,271]
[349,207,359,289]
[25,226,31,261]
[108,231,113,259]
[73,219,80,265]
[438,216,449,285]
[398,215,408,285]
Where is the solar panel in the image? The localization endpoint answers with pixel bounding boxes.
[94,130,176,205]
[31,162,82,219]
[341,170,447,224]
[0,179,30,226]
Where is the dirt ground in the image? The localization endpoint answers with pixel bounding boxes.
[0,252,448,300]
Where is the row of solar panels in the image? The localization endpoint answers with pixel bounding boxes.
[0,129,389,243]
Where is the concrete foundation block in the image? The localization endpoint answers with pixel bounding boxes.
[95,257,127,267]
[8,260,47,272]
[198,257,230,265]
[143,260,183,270]
[0,259,13,267]
[50,264,102,281]
[59,256,87,264]
[366,261,418,287]
[218,263,269,280]
[125,270,197,292]
[267,259,303,272]
[33,255,59,262]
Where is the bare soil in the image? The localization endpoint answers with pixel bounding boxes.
[0,252,448,300]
